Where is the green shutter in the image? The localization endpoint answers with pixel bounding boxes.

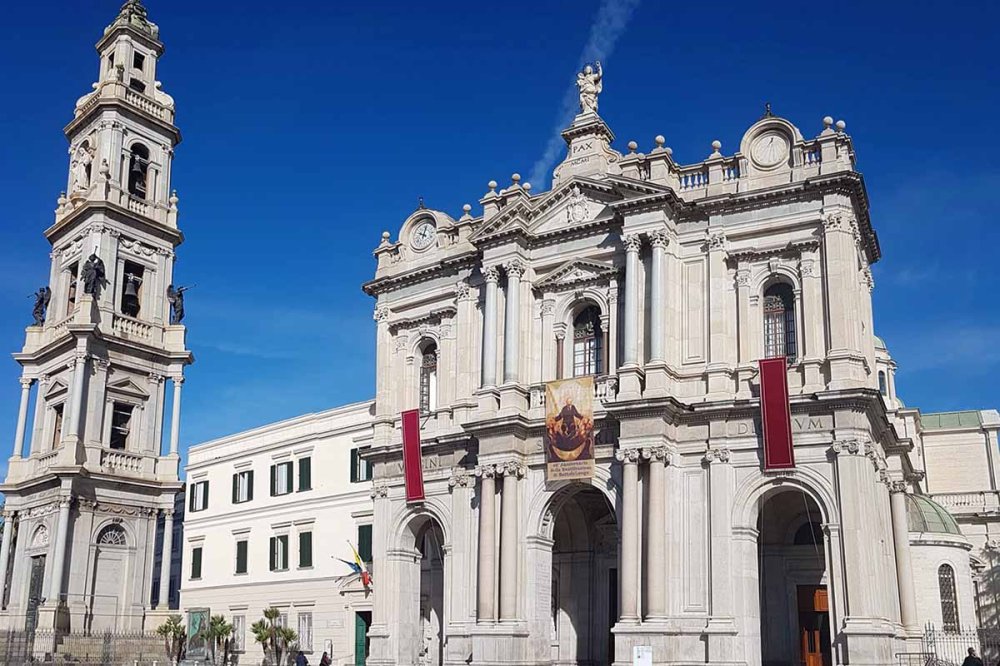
[203,482,209,510]
[350,449,359,483]
[299,532,313,568]
[189,489,195,512]
[280,535,289,569]
[269,537,276,571]
[247,470,254,501]
[270,465,276,496]
[298,457,312,491]
[191,546,202,579]
[232,473,238,503]
[358,524,372,563]
[236,540,248,574]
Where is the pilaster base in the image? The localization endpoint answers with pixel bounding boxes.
[470,621,531,665]
[826,352,869,391]
[840,616,898,666]
[736,364,756,399]
[498,384,529,415]
[611,620,746,666]
[476,388,500,417]
[801,358,825,393]
[643,362,669,398]
[705,364,735,401]
[617,366,644,401]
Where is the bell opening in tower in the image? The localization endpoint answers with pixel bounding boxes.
[109,402,134,450]
[128,144,150,198]
[120,260,144,317]
[65,262,79,317]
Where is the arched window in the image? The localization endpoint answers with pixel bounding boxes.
[938,563,960,632]
[878,371,888,396]
[763,282,797,361]
[572,306,603,377]
[127,143,150,198]
[97,524,127,546]
[419,342,438,414]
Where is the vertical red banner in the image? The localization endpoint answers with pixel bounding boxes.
[401,409,425,502]
[759,357,795,470]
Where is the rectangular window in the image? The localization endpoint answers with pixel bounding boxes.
[298,457,312,492]
[109,402,134,450]
[232,470,254,504]
[191,546,202,579]
[231,615,245,652]
[269,535,289,571]
[297,612,314,652]
[358,524,373,564]
[235,539,248,575]
[51,404,64,448]
[189,481,209,513]
[270,461,293,496]
[351,448,373,483]
[132,52,145,70]
[299,531,313,569]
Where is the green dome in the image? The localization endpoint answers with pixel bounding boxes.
[906,495,962,536]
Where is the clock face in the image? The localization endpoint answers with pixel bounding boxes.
[751,132,789,168]
[411,221,436,250]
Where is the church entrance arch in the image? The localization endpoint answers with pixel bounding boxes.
[549,485,618,666]
[757,489,831,666]
[394,513,445,666]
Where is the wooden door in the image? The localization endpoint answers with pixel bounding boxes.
[354,611,371,666]
[26,555,46,633]
[797,586,831,666]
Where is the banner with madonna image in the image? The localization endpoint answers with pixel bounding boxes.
[544,377,595,481]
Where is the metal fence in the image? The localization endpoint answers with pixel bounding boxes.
[920,624,1000,666]
[0,627,172,665]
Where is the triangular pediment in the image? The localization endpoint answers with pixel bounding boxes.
[44,378,69,398]
[535,258,619,291]
[107,377,149,398]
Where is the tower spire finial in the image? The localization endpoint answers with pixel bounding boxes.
[106,0,159,40]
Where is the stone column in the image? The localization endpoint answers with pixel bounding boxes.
[503,260,524,384]
[374,306,393,417]
[555,328,566,380]
[168,376,183,455]
[616,447,641,621]
[12,378,33,458]
[889,482,918,631]
[48,497,73,603]
[0,510,14,606]
[499,462,524,621]
[30,376,50,455]
[66,351,89,442]
[540,299,556,382]
[481,266,500,388]
[158,509,174,608]
[621,234,642,367]
[644,447,669,619]
[476,464,497,622]
[648,230,668,363]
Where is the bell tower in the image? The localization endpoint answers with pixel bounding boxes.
[0,0,190,636]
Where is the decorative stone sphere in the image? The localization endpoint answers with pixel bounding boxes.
[511,173,521,183]
[627,140,638,152]
[523,183,532,191]
[381,231,391,241]
[462,204,472,213]
[665,147,673,156]
[488,180,497,190]
[654,135,665,146]
[835,120,846,130]
[823,116,834,127]
[711,140,722,151]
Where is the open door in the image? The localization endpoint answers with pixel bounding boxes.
[797,586,831,666]
[354,611,371,666]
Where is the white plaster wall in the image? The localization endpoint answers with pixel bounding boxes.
[910,536,977,631]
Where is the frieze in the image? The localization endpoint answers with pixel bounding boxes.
[79,499,156,517]
[728,240,821,264]
[388,451,448,478]
[119,237,158,258]
[726,414,832,437]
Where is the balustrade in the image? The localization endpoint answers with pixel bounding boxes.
[112,313,153,340]
[678,167,709,191]
[929,491,1000,514]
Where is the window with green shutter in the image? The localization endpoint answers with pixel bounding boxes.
[350,448,373,483]
[270,535,289,571]
[357,524,372,563]
[299,531,313,568]
[235,539,248,574]
[350,449,359,483]
[298,457,311,492]
[191,546,203,579]
[232,470,253,504]
[270,462,293,496]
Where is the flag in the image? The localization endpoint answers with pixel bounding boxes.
[401,409,425,502]
[759,357,795,470]
[347,540,372,588]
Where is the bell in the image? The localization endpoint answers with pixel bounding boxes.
[130,158,144,175]
[122,277,140,315]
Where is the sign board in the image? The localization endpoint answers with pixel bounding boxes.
[544,376,596,481]
[186,607,211,661]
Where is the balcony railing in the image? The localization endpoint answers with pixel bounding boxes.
[529,375,618,410]
[112,313,153,341]
[929,491,1000,515]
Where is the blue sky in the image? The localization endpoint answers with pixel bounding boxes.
[0,1,998,475]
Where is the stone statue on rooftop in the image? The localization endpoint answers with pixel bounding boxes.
[81,253,107,298]
[70,145,93,192]
[576,61,603,114]
[31,287,51,326]
[167,284,192,324]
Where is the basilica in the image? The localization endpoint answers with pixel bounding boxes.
[2,3,1000,666]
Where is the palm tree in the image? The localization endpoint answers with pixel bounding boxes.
[251,607,298,665]
[155,614,186,663]
[207,614,234,665]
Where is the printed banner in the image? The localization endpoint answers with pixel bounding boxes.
[186,608,210,661]
[401,409,425,502]
[759,357,795,470]
[545,377,596,481]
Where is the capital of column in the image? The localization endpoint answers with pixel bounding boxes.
[648,228,670,249]
[622,233,642,254]
[72,350,90,365]
[455,280,474,302]
[707,230,727,252]
[448,468,472,490]
[147,372,165,384]
[504,259,525,279]
[171,376,185,386]
[615,447,641,464]
[370,483,389,499]
[19,377,34,390]
[57,495,74,510]
[1,509,14,520]
[889,480,908,494]
[475,464,498,479]
[483,265,501,283]
[642,446,672,465]
[497,460,526,478]
[373,305,390,323]
[799,259,816,277]
[735,268,751,288]
[830,438,870,457]
[553,322,567,341]
[821,211,852,233]
[540,299,555,316]
[161,508,175,519]
[702,447,731,464]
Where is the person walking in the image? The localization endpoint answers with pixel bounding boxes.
[962,647,984,666]
[296,650,309,666]
[319,652,332,666]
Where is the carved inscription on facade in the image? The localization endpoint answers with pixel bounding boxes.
[726,414,831,437]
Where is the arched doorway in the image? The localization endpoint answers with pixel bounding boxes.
[393,514,446,666]
[551,486,617,666]
[416,520,444,666]
[757,489,830,666]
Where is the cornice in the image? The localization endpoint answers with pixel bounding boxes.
[362,250,478,297]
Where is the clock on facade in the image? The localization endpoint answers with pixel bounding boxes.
[750,132,789,168]
[411,221,436,250]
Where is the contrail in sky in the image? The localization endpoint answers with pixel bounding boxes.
[528,0,642,189]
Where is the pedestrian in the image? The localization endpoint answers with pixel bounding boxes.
[962,647,984,666]
[320,651,332,666]
[296,649,309,666]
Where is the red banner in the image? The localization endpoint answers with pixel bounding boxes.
[401,409,425,502]
[759,357,795,470]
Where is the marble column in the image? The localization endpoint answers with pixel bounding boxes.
[12,378,33,458]
[48,497,72,602]
[374,306,393,417]
[499,462,523,621]
[168,376,183,455]
[476,465,497,622]
[616,448,641,621]
[158,509,174,608]
[66,352,89,442]
[889,482,918,631]
[555,328,566,380]
[503,260,524,384]
[621,234,642,367]
[648,230,669,363]
[0,510,14,607]
[481,266,500,388]
[644,447,669,619]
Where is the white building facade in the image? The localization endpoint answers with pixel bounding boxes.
[0,0,189,650]
[180,402,377,665]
